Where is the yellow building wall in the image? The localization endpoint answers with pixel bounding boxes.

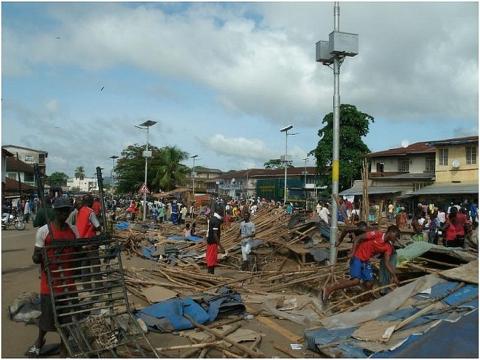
[435,144,479,183]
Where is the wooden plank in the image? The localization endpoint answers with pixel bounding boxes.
[255,316,302,343]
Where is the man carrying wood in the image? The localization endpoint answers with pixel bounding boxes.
[206,207,226,274]
[321,225,400,303]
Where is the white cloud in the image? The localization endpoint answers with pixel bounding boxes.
[45,99,59,113]
[199,134,277,161]
[3,3,477,125]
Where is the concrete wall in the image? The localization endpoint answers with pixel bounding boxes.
[435,144,479,183]
[370,155,434,174]
[67,177,99,192]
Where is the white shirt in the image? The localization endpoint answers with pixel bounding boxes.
[319,207,330,224]
[316,204,322,215]
[437,211,446,223]
[35,224,79,248]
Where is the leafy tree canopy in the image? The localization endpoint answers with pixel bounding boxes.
[264,159,293,169]
[47,172,69,187]
[115,144,189,194]
[310,104,373,191]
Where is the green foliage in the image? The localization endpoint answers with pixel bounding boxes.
[310,104,373,191]
[47,172,69,187]
[74,166,85,180]
[264,159,293,169]
[115,144,189,194]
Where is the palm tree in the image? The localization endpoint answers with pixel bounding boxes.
[74,166,85,180]
[152,146,189,191]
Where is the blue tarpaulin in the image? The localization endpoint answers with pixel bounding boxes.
[115,221,129,230]
[167,235,204,242]
[136,298,210,332]
[305,278,478,358]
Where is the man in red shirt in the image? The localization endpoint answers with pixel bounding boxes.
[322,225,400,303]
[27,197,78,357]
[76,195,102,291]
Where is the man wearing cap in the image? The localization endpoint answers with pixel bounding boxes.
[27,197,78,357]
[322,225,400,303]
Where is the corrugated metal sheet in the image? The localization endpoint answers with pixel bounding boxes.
[340,184,406,196]
[408,182,478,195]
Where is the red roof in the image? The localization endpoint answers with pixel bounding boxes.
[367,141,434,158]
[2,177,36,192]
[5,157,34,173]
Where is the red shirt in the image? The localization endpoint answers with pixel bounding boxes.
[76,206,96,238]
[92,200,102,216]
[445,221,457,241]
[455,213,466,236]
[354,230,393,261]
[40,223,77,295]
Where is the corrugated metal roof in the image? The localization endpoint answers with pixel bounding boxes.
[340,183,406,196]
[367,142,434,158]
[426,135,478,146]
[408,182,478,195]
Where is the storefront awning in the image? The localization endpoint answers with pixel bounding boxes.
[407,182,478,196]
[340,184,406,196]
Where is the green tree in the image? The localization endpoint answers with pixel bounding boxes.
[264,159,293,169]
[115,144,189,194]
[153,146,189,191]
[47,172,69,187]
[74,166,85,180]
[310,104,373,191]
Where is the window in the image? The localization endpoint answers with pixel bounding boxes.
[425,157,435,173]
[466,146,477,165]
[376,162,384,173]
[439,148,448,166]
[24,173,34,182]
[38,154,45,164]
[24,155,34,162]
[398,159,409,172]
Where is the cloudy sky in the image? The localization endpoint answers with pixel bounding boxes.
[2,2,478,178]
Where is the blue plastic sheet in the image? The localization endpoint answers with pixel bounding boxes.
[115,221,129,230]
[142,245,156,260]
[136,298,210,332]
[167,235,204,242]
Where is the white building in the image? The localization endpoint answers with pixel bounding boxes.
[67,177,99,192]
[2,145,48,176]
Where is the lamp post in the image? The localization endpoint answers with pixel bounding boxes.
[316,2,359,265]
[135,120,157,221]
[110,155,119,186]
[303,157,308,211]
[280,125,298,205]
[191,155,198,205]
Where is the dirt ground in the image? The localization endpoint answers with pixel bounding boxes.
[2,224,321,358]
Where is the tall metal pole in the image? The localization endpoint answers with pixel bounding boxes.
[143,127,149,221]
[192,157,196,200]
[330,1,341,265]
[303,157,308,211]
[284,131,288,205]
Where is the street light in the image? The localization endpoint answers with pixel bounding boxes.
[191,155,199,205]
[135,120,157,221]
[316,2,359,265]
[303,157,309,211]
[280,125,298,205]
[110,155,119,186]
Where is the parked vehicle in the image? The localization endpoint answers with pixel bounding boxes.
[2,213,25,230]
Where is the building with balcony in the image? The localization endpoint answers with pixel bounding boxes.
[187,166,222,194]
[2,145,48,176]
